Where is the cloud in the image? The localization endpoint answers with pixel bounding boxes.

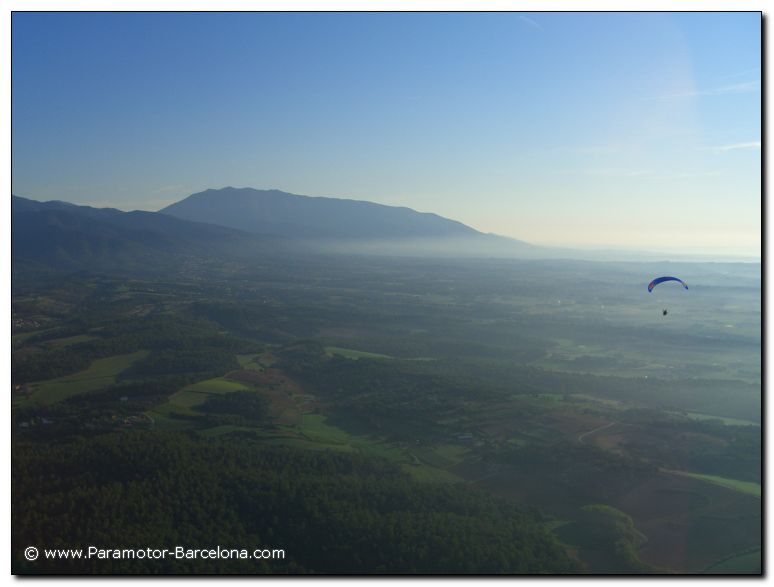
[707,141,761,153]
[567,168,727,181]
[651,80,760,101]
[563,167,652,178]
[652,171,723,180]
[699,81,760,96]
[711,141,761,152]
[517,15,542,30]
[718,68,761,81]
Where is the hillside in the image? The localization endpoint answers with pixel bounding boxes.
[161,187,483,239]
[12,195,271,273]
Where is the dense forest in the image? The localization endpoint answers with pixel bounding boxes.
[13,431,579,574]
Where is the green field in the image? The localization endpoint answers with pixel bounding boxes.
[186,377,250,394]
[298,414,351,444]
[191,409,447,479]
[150,378,252,423]
[413,444,470,468]
[42,334,99,348]
[666,470,761,498]
[678,411,760,427]
[572,393,624,407]
[236,354,264,370]
[168,390,210,408]
[19,351,148,405]
[402,463,462,483]
[12,329,52,344]
[348,435,408,462]
[325,346,393,360]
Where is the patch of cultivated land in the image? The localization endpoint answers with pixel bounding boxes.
[226,366,301,392]
[574,412,760,572]
[169,390,210,409]
[151,377,252,423]
[476,398,610,444]
[297,414,350,444]
[19,350,149,405]
[679,411,759,427]
[453,457,760,573]
[325,346,393,360]
[236,353,265,371]
[272,413,449,479]
[154,365,304,431]
[447,393,761,575]
[148,365,442,477]
[186,377,250,394]
[41,334,99,347]
[225,367,313,425]
[663,470,761,498]
[12,329,51,344]
[613,472,761,572]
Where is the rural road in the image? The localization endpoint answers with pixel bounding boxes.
[577,421,615,444]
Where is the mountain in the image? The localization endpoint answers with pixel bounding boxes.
[161,187,483,239]
[12,190,541,277]
[159,187,555,258]
[12,195,271,273]
[160,187,759,262]
[15,190,725,270]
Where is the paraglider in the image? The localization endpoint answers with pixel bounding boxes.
[648,276,688,316]
[647,276,689,292]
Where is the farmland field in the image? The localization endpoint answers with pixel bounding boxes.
[664,470,761,498]
[325,346,393,360]
[186,377,250,394]
[16,350,148,405]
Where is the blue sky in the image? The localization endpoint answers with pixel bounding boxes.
[12,12,761,256]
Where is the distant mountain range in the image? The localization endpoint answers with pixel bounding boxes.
[12,195,266,272]
[12,188,758,273]
[159,187,548,258]
[161,187,482,239]
[158,188,758,262]
[13,188,544,272]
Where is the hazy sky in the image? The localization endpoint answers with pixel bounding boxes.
[12,12,761,256]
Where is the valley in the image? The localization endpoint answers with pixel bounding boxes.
[11,254,761,573]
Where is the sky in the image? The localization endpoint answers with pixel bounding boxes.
[12,12,761,256]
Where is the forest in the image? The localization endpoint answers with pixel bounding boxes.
[13,431,579,574]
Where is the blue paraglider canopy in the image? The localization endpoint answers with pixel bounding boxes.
[647,276,689,292]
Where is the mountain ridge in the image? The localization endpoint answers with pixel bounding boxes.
[13,191,754,266]
[11,194,276,273]
[160,186,488,240]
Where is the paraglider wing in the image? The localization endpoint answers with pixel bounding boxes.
[647,276,689,292]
